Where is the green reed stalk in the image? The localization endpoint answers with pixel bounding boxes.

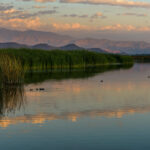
[0,54,24,84]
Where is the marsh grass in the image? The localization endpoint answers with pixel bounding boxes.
[0,49,134,71]
[0,49,133,84]
[0,54,24,84]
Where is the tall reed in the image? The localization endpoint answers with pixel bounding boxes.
[0,49,134,71]
[0,54,24,84]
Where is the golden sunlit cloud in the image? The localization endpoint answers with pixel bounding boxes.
[52,22,150,32]
[3,9,18,14]
[33,5,47,8]
[52,22,91,30]
[0,17,42,30]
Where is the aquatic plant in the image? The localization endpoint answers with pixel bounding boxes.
[0,54,24,84]
[0,49,134,71]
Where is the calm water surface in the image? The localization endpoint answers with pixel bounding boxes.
[1,63,150,150]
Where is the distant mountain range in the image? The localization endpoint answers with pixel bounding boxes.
[1,28,150,54]
[0,28,73,46]
[0,42,107,54]
[74,38,150,54]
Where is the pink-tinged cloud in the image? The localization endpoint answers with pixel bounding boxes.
[52,22,150,32]
[0,17,42,30]
[100,24,150,31]
[60,0,150,8]
[100,24,136,31]
[52,23,91,30]
[3,9,18,14]
[33,5,47,8]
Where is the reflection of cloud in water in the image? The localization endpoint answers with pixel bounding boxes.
[1,106,150,128]
[1,64,149,128]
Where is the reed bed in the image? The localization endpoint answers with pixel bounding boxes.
[0,49,133,71]
[0,49,133,84]
[0,54,24,84]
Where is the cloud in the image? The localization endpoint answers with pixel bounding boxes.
[0,5,13,11]
[0,7,57,20]
[100,24,136,31]
[35,0,55,1]
[100,24,150,31]
[52,22,91,30]
[38,10,57,15]
[91,12,107,19]
[22,0,56,2]
[62,12,106,20]
[0,17,42,30]
[51,22,150,32]
[2,9,18,14]
[62,14,89,18]
[117,12,147,17]
[60,0,150,8]
[0,4,56,30]
[33,5,47,8]
[20,0,150,9]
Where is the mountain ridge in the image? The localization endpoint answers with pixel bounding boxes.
[0,28,150,54]
[0,42,109,54]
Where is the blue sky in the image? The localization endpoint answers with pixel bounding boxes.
[1,0,150,41]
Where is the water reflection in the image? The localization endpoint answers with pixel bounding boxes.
[24,64,133,84]
[0,106,150,128]
[0,64,150,150]
[0,84,26,116]
[0,63,138,128]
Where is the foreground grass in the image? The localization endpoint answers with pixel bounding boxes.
[0,54,24,84]
[0,48,133,71]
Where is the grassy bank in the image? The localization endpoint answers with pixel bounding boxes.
[0,49,133,71]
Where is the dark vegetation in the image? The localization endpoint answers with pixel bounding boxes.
[0,54,24,84]
[0,48,134,85]
[0,49,133,71]
[133,55,150,63]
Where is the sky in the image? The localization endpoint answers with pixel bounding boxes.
[1,0,150,42]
